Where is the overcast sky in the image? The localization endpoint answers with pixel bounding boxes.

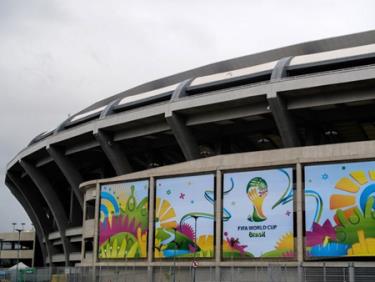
[1,0,375,232]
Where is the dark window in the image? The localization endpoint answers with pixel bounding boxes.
[1,242,12,250]
[85,199,95,220]
[84,239,93,259]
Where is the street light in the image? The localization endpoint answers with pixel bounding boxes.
[172,227,178,282]
[0,238,3,268]
[191,216,198,282]
[14,223,25,282]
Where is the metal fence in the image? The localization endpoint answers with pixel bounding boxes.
[1,264,375,282]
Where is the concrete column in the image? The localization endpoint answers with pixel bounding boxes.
[5,174,53,266]
[47,145,83,208]
[93,182,100,267]
[147,176,155,279]
[94,129,133,175]
[267,92,301,147]
[268,56,300,148]
[20,160,71,266]
[215,170,222,282]
[296,163,304,264]
[165,112,201,160]
[166,79,201,161]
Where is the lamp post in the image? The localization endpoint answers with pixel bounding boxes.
[191,216,198,282]
[14,223,25,282]
[0,238,3,268]
[172,227,178,282]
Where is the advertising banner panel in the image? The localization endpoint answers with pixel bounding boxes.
[154,174,215,258]
[222,168,294,258]
[98,180,149,259]
[305,161,375,258]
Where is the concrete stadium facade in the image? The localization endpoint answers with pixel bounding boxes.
[4,30,375,273]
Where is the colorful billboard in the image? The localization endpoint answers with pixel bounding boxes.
[222,168,294,258]
[305,161,375,258]
[98,180,149,259]
[154,174,215,258]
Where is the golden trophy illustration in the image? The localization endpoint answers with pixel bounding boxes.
[247,177,268,222]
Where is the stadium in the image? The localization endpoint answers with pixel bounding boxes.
[4,30,375,280]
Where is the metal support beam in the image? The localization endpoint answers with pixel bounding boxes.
[271,56,292,81]
[46,145,83,208]
[171,78,193,101]
[165,112,200,160]
[166,80,201,161]
[100,98,121,118]
[93,129,133,175]
[19,160,70,266]
[6,174,53,266]
[268,57,301,147]
[267,93,301,147]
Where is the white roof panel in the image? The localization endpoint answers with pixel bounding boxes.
[70,106,106,122]
[118,84,178,106]
[290,43,375,67]
[190,61,277,87]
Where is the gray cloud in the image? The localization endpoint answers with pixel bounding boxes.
[0,0,375,231]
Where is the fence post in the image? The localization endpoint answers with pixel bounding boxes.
[284,264,288,282]
[349,263,355,282]
[298,263,303,282]
[214,266,220,282]
[147,266,153,282]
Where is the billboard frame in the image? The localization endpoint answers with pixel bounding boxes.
[97,178,150,262]
[220,165,297,261]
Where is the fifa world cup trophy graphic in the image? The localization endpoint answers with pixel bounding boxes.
[247,177,268,222]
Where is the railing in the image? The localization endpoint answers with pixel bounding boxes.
[1,264,374,282]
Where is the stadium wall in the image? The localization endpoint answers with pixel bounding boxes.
[79,140,375,274]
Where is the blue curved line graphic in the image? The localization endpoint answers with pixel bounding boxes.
[179,177,234,225]
[272,169,293,209]
[222,177,234,221]
[100,204,109,218]
[305,190,323,224]
[359,183,375,212]
[101,191,120,215]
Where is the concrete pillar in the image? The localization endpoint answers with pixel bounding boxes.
[165,112,201,161]
[147,177,156,282]
[296,163,304,263]
[20,159,70,266]
[94,129,132,175]
[5,176,51,266]
[47,145,83,208]
[215,170,222,282]
[268,56,300,148]
[166,79,201,161]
